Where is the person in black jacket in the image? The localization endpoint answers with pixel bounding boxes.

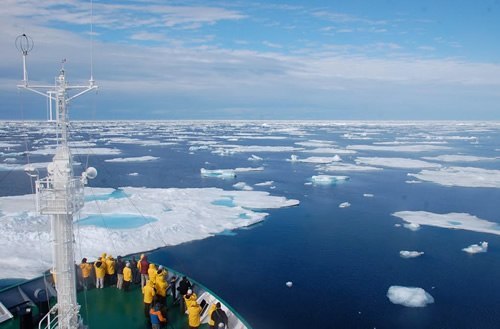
[211,303,228,329]
[177,276,192,313]
[115,256,125,289]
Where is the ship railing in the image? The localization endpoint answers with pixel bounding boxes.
[36,178,85,215]
[38,304,84,329]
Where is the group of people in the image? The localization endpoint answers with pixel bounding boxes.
[78,253,229,329]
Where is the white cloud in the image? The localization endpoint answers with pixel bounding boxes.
[387,286,434,307]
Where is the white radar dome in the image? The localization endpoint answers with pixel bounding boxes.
[85,167,97,179]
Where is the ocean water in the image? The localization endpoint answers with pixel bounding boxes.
[1,121,500,328]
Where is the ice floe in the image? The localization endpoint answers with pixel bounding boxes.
[339,202,351,208]
[105,156,159,163]
[355,157,441,169]
[255,181,274,186]
[400,251,424,258]
[30,147,121,156]
[248,154,263,161]
[233,182,253,191]
[393,211,500,236]
[311,175,349,185]
[387,286,434,307]
[422,155,498,162]
[462,241,488,254]
[0,187,299,279]
[348,144,450,152]
[200,167,264,179]
[302,147,356,155]
[288,155,341,164]
[363,193,374,197]
[318,162,383,172]
[408,166,500,188]
[403,223,421,231]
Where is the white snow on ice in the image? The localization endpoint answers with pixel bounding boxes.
[105,156,159,163]
[311,175,349,185]
[422,155,498,163]
[233,182,253,191]
[348,144,451,152]
[393,211,500,236]
[288,155,342,164]
[0,186,299,279]
[408,166,500,188]
[400,251,424,258]
[462,241,488,254]
[339,202,351,208]
[355,157,441,169]
[387,286,434,307]
[318,162,383,172]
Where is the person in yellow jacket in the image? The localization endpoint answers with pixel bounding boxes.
[105,255,116,286]
[123,262,132,291]
[188,301,202,329]
[94,258,106,289]
[143,279,156,318]
[147,263,157,285]
[207,303,217,329]
[79,258,93,290]
[155,272,169,305]
[184,289,198,310]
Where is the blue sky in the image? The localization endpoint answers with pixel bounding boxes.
[1,0,500,120]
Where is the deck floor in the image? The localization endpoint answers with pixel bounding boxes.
[1,283,209,329]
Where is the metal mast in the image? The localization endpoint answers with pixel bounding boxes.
[16,34,98,329]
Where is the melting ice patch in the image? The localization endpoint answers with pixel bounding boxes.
[393,211,500,236]
[201,167,264,179]
[348,144,450,152]
[400,251,424,258]
[355,157,441,169]
[311,175,349,185]
[105,156,159,163]
[0,187,299,279]
[288,155,341,164]
[408,166,500,188]
[387,286,434,307]
[422,155,498,163]
[318,162,382,172]
[462,242,488,254]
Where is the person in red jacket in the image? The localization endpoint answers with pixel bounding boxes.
[138,254,150,287]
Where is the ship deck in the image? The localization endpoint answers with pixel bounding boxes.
[1,283,210,329]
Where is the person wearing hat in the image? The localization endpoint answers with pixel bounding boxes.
[187,301,202,329]
[123,262,132,291]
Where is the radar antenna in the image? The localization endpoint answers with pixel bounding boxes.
[16,34,98,329]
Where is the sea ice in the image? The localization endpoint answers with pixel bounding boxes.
[302,147,356,155]
[387,286,434,307]
[339,202,351,208]
[128,172,139,176]
[30,147,121,156]
[248,154,263,161]
[408,166,500,188]
[311,175,349,185]
[422,155,498,163]
[363,193,374,197]
[318,162,382,172]
[233,182,253,191]
[400,251,424,258]
[355,157,441,169]
[105,156,159,163]
[462,241,488,254]
[348,144,450,152]
[255,181,274,186]
[288,155,341,164]
[403,223,421,231]
[0,186,299,279]
[393,211,500,236]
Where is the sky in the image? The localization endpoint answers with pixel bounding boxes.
[1,0,500,120]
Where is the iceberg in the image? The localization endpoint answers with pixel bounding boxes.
[339,202,351,208]
[311,175,349,185]
[387,286,434,307]
[399,251,424,258]
[462,241,488,254]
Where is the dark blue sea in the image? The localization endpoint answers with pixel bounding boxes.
[1,121,500,329]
